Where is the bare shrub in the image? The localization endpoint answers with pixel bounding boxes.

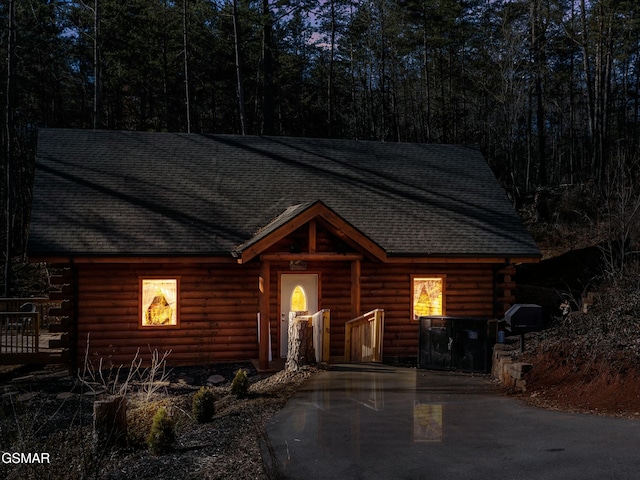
[77,334,172,399]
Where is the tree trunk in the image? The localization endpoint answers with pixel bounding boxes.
[327,0,336,136]
[262,0,275,135]
[285,316,315,372]
[93,395,128,447]
[4,0,16,296]
[183,0,191,133]
[93,0,101,129]
[531,0,547,186]
[233,0,247,135]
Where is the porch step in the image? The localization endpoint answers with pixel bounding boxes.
[48,333,70,349]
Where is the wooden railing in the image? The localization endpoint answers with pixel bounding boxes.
[344,309,384,362]
[0,312,40,353]
[0,298,52,325]
[0,298,70,364]
[311,309,330,363]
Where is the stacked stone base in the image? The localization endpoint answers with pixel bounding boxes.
[492,344,533,393]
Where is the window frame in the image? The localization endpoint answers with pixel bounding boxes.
[410,274,446,322]
[139,277,181,329]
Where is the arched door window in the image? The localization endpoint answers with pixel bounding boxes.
[290,285,307,312]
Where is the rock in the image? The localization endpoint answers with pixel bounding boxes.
[56,392,76,400]
[207,375,225,385]
[17,392,40,402]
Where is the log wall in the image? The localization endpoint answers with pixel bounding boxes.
[73,259,501,366]
[361,263,496,360]
[76,262,260,366]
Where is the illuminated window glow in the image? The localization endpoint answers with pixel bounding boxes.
[290,285,307,312]
[413,277,444,320]
[140,278,179,327]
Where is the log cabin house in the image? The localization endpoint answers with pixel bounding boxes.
[28,129,540,370]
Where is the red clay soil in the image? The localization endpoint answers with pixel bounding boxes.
[520,346,640,418]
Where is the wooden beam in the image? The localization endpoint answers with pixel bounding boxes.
[238,201,388,264]
[308,220,317,254]
[351,259,361,319]
[259,260,271,370]
[260,252,363,262]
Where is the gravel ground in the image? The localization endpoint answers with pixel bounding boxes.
[0,363,315,480]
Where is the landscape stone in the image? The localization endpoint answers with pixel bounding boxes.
[207,375,225,385]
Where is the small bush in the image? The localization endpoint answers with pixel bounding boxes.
[192,387,215,423]
[146,406,175,455]
[231,369,249,398]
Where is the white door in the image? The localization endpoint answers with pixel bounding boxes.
[280,274,318,358]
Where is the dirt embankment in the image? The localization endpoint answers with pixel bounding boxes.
[515,266,640,418]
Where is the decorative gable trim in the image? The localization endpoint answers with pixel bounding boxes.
[232,200,387,264]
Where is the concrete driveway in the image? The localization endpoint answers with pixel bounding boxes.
[263,363,640,480]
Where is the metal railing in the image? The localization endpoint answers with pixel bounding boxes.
[344,309,384,362]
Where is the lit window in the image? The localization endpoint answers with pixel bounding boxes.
[290,285,307,312]
[412,277,444,320]
[140,278,179,327]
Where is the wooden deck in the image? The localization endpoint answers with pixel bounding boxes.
[0,298,68,365]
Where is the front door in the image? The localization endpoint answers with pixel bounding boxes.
[280,274,318,358]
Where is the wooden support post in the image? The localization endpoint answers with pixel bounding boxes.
[351,259,361,319]
[308,220,316,253]
[259,260,270,370]
[322,310,331,362]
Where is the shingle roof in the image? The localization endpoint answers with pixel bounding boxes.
[29,129,540,259]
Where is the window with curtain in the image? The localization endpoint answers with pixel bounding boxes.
[140,278,179,327]
[412,276,444,320]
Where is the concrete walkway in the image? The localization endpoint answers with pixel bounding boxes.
[264,363,640,480]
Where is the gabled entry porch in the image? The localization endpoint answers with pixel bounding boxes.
[233,201,388,371]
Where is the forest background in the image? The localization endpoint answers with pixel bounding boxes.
[2,0,640,284]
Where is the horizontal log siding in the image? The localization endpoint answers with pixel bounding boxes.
[361,263,496,359]
[73,258,500,365]
[76,263,260,366]
[319,261,352,358]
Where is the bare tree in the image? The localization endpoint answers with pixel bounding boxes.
[93,0,101,129]
[183,0,191,133]
[262,0,275,135]
[4,0,16,296]
[601,153,640,277]
[232,0,247,135]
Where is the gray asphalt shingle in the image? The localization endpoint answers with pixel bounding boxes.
[29,129,540,259]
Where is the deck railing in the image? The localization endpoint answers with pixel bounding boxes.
[0,298,69,365]
[344,309,384,362]
[0,312,40,353]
